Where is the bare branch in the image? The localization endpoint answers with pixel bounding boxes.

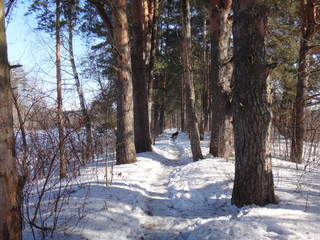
[5,0,17,18]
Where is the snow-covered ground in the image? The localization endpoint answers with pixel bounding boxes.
[23,130,320,240]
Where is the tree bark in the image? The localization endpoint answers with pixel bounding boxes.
[113,0,137,164]
[147,0,158,140]
[0,0,22,238]
[158,73,167,135]
[290,0,319,164]
[181,0,203,161]
[290,39,309,164]
[200,11,210,139]
[231,0,275,207]
[143,0,152,67]
[181,77,187,132]
[132,0,152,153]
[209,0,233,158]
[56,0,66,179]
[66,2,93,163]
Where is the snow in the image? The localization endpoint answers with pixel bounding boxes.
[22,130,320,240]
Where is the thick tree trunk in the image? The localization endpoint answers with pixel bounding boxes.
[113,0,137,164]
[209,0,233,158]
[67,5,93,163]
[181,0,203,161]
[132,0,152,153]
[231,0,275,207]
[56,0,66,179]
[0,0,22,238]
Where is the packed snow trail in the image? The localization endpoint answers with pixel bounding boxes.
[142,132,214,240]
[142,135,182,239]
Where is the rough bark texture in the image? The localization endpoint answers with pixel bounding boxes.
[132,0,152,153]
[231,0,275,207]
[290,0,319,164]
[0,0,22,238]
[113,0,137,164]
[209,0,233,158]
[56,0,66,179]
[181,0,203,161]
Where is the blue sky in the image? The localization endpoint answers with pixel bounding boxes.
[5,2,95,110]
[7,2,42,68]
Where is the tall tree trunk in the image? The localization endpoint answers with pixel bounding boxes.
[158,72,167,135]
[0,0,22,238]
[200,11,210,139]
[209,0,233,158]
[56,0,66,179]
[132,0,152,153]
[290,0,319,164]
[231,0,275,207]
[152,101,160,142]
[66,3,93,163]
[113,0,137,164]
[181,77,187,132]
[147,0,158,140]
[143,0,152,67]
[181,0,203,161]
[291,39,309,164]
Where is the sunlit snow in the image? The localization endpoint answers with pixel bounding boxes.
[23,131,320,240]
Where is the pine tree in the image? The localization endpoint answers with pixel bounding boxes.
[132,0,152,153]
[181,0,203,161]
[290,0,320,164]
[209,0,233,158]
[231,0,275,207]
[112,0,137,164]
[267,0,299,140]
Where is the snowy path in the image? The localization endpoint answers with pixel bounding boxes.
[142,134,210,240]
[22,130,320,240]
[143,138,187,239]
[144,137,182,240]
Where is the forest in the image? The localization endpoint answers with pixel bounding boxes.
[1,0,320,239]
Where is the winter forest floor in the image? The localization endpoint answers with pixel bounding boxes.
[23,131,320,240]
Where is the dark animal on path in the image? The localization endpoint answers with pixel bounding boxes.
[171,131,179,140]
